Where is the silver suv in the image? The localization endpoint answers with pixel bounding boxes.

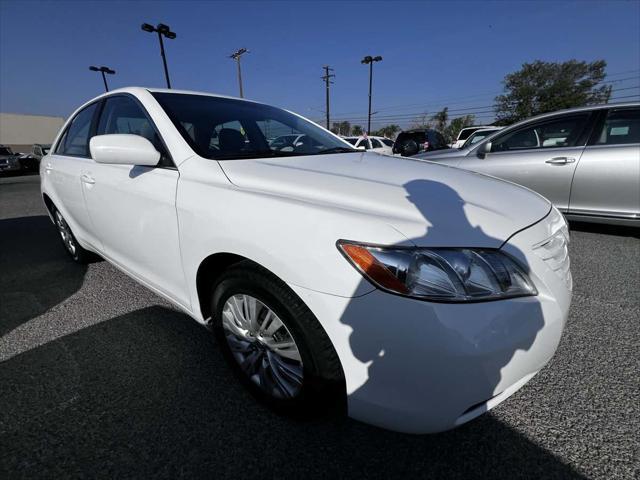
[416,103,640,226]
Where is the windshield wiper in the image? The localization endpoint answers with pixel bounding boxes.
[314,146,359,155]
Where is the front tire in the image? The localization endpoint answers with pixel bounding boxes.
[211,262,346,417]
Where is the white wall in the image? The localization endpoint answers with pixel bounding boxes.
[0,113,65,147]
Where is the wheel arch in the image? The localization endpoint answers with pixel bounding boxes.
[195,252,254,321]
[42,193,56,221]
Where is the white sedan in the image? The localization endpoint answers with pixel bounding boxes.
[41,87,571,434]
[343,135,394,154]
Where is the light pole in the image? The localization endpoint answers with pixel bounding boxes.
[141,22,176,88]
[89,66,115,92]
[230,48,249,98]
[361,55,382,134]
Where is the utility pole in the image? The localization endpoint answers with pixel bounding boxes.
[230,48,249,98]
[361,55,383,134]
[321,65,335,130]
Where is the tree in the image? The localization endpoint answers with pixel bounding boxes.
[445,115,475,143]
[494,60,612,125]
[410,111,432,130]
[374,124,401,139]
[431,108,449,133]
[331,120,352,136]
[352,125,364,136]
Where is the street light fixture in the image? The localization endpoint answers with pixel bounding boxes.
[230,48,249,98]
[361,55,383,135]
[89,65,116,92]
[141,22,176,88]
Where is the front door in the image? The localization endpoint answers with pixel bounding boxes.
[460,113,593,210]
[82,95,190,308]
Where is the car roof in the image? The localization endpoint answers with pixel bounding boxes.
[503,102,640,129]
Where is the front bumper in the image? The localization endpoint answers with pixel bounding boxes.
[290,214,571,434]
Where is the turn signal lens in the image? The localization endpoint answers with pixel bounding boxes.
[338,241,537,302]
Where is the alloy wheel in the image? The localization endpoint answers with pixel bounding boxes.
[55,211,77,257]
[221,294,304,399]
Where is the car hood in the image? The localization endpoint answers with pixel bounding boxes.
[218,152,550,248]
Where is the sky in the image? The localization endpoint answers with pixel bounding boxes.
[1,0,639,129]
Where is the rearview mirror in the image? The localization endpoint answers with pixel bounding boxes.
[89,134,160,166]
[477,141,491,159]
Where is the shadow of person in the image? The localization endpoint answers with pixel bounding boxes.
[340,178,547,435]
[0,216,88,336]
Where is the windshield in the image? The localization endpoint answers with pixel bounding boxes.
[152,93,357,160]
[462,130,497,148]
[0,147,13,155]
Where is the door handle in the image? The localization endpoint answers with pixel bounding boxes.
[545,157,576,165]
[44,162,53,172]
[81,174,95,185]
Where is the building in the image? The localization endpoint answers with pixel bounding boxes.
[0,113,65,153]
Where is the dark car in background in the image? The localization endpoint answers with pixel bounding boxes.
[0,145,21,174]
[392,129,448,156]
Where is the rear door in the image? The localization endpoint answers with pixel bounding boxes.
[82,94,190,307]
[47,101,103,249]
[458,113,594,210]
[569,107,640,220]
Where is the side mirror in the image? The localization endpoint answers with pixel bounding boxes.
[477,141,491,159]
[90,134,160,166]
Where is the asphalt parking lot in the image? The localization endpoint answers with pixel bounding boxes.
[1,174,638,479]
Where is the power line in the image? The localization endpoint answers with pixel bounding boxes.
[330,73,640,118]
[328,83,639,123]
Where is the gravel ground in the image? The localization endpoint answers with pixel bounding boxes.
[1,174,638,479]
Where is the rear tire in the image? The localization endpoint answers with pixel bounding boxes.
[52,206,96,264]
[211,261,346,417]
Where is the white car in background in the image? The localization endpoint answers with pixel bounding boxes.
[451,125,495,149]
[461,127,503,149]
[41,87,571,434]
[343,135,394,154]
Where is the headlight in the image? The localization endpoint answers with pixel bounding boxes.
[337,241,537,302]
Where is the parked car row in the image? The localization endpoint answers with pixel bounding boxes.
[0,143,51,174]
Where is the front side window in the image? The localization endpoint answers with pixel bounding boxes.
[371,138,383,148]
[152,93,355,160]
[97,96,168,164]
[381,138,394,147]
[491,114,589,152]
[56,102,99,157]
[595,108,640,145]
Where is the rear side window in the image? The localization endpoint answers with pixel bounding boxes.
[595,108,640,145]
[56,102,99,157]
[370,138,383,148]
[491,114,590,152]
